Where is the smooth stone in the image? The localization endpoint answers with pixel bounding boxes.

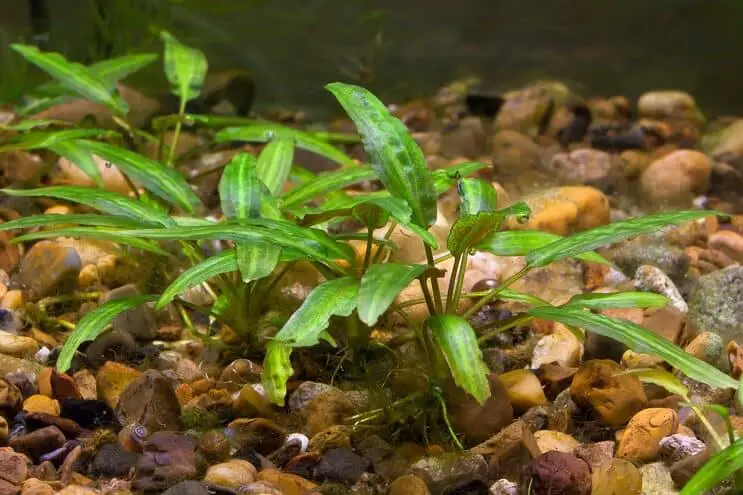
[499,369,547,413]
[20,478,55,495]
[0,331,38,358]
[641,462,679,495]
[71,370,97,400]
[314,447,372,486]
[683,332,724,365]
[617,408,680,463]
[608,237,690,287]
[116,370,183,432]
[533,430,580,454]
[22,395,59,416]
[90,443,138,477]
[489,479,518,495]
[0,417,8,444]
[0,378,23,416]
[10,426,66,462]
[531,323,583,368]
[633,264,688,313]
[102,284,157,340]
[525,451,591,495]
[407,452,488,495]
[59,399,119,429]
[288,381,340,413]
[10,241,81,300]
[388,474,431,495]
[448,373,514,445]
[573,441,615,471]
[0,355,42,381]
[640,150,711,206]
[591,458,642,495]
[0,451,29,485]
[162,481,211,495]
[204,459,257,489]
[85,329,137,368]
[257,469,319,494]
[471,420,540,482]
[95,361,142,410]
[133,432,198,492]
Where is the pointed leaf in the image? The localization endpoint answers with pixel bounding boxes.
[448,212,503,256]
[10,228,169,255]
[257,137,295,195]
[616,368,689,397]
[680,439,743,495]
[496,202,531,223]
[496,288,550,307]
[432,162,489,195]
[0,129,120,152]
[156,250,238,309]
[74,140,201,213]
[427,315,491,404]
[56,295,156,372]
[273,276,359,347]
[47,140,104,187]
[477,230,610,264]
[281,167,377,207]
[216,124,356,168]
[236,241,281,283]
[358,263,427,326]
[11,44,128,113]
[160,31,208,103]
[0,119,69,131]
[528,306,738,389]
[565,291,669,310]
[263,340,294,405]
[219,152,262,219]
[457,178,497,216]
[1,186,174,226]
[0,213,148,232]
[526,211,720,268]
[326,82,437,228]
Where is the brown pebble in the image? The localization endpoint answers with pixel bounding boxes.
[525,451,591,495]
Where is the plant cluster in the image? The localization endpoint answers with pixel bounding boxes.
[1,34,741,494]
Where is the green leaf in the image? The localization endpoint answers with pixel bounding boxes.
[11,44,128,114]
[47,140,104,188]
[427,315,491,404]
[448,212,503,256]
[457,178,497,216]
[257,137,295,195]
[215,124,356,168]
[616,368,689,397]
[236,241,281,284]
[432,162,489,195]
[160,31,208,103]
[496,202,531,223]
[0,213,149,231]
[526,211,720,268]
[528,306,738,389]
[273,276,359,347]
[358,264,427,326]
[564,291,669,310]
[281,167,377,207]
[680,439,743,495]
[10,227,170,256]
[326,83,437,228]
[156,250,238,309]
[495,288,550,307]
[477,230,610,264]
[0,119,70,131]
[1,186,174,226]
[262,340,294,405]
[219,152,262,219]
[0,129,120,152]
[56,295,156,372]
[74,140,201,213]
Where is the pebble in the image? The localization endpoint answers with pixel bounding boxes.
[0,416,8,444]
[708,230,743,263]
[591,458,642,495]
[10,426,66,462]
[1,289,23,310]
[257,469,319,494]
[218,359,263,391]
[56,486,98,495]
[471,420,540,481]
[0,309,23,334]
[669,447,712,489]
[617,408,680,462]
[162,481,211,495]
[573,441,615,471]
[204,459,257,489]
[0,331,39,358]
[448,373,514,445]
[232,384,273,418]
[633,264,688,313]
[684,332,724,365]
[659,433,706,463]
[0,451,29,486]
[314,447,373,485]
[533,430,580,454]
[491,130,541,175]
[102,284,158,340]
[20,478,55,495]
[641,462,678,495]
[116,370,184,433]
[525,451,591,495]
[22,395,60,416]
[133,432,197,492]
[226,418,286,455]
[638,90,698,121]
[95,361,142,409]
[407,452,488,495]
[489,479,518,495]
[640,150,711,206]
[548,148,613,184]
[72,370,97,400]
[498,370,547,413]
[10,241,82,300]
[91,443,139,477]
[0,378,23,416]
[86,329,137,368]
[288,381,340,413]
[642,306,696,346]
[570,360,647,427]
[531,323,583,368]
[608,236,690,286]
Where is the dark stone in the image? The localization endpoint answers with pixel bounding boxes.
[525,451,591,495]
[314,448,373,485]
[91,443,139,477]
[116,370,183,433]
[134,431,198,492]
[85,328,138,367]
[4,372,36,399]
[670,447,713,489]
[25,412,82,438]
[60,399,120,430]
[0,378,22,417]
[10,425,66,461]
[162,481,211,495]
[408,453,489,495]
[103,284,158,340]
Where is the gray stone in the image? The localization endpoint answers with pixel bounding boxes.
[115,370,183,432]
[634,264,688,313]
[640,462,679,495]
[659,434,706,463]
[408,453,488,495]
[609,237,689,287]
[288,381,341,413]
[103,284,157,340]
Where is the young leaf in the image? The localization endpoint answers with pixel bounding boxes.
[160,31,208,104]
[528,306,738,389]
[432,162,489,195]
[358,264,427,326]
[257,137,295,195]
[262,340,294,405]
[219,152,262,219]
[1,186,174,226]
[11,44,128,114]
[215,124,356,168]
[0,213,147,232]
[526,210,720,268]
[564,291,669,310]
[616,368,689,397]
[56,295,156,372]
[448,212,503,256]
[236,241,281,284]
[156,250,239,309]
[326,82,437,228]
[47,140,104,188]
[496,202,531,223]
[457,178,497,216]
[281,167,377,207]
[74,140,201,213]
[10,228,169,255]
[477,230,610,265]
[427,315,491,404]
[679,438,743,495]
[0,128,119,152]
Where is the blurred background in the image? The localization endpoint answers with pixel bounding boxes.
[2,0,743,119]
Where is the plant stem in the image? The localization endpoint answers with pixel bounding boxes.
[434,390,464,450]
[418,278,437,316]
[477,314,534,344]
[451,254,469,312]
[424,244,443,314]
[166,99,187,166]
[371,222,397,264]
[445,254,461,313]
[462,267,529,320]
[38,292,104,313]
[362,228,374,273]
[433,253,453,265]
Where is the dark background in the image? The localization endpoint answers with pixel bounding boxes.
[2,0,743,119]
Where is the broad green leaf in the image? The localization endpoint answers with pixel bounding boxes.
[432,162,489,195]
[326,83,437,228]
[156,249,238,309]
[352,202,390,231]
[74,140,201,213]
[215,124,356,168]
[236,241,281,284]
[496,202,531,223]
[526,211,720,268]
[160,31,208,103]
[457,178,497,216]
[528,306,738,389]
[358,264,427,326]
[448,212,503,256]
[11,44,128,114]
[1,186,174,226]
[477,230,610,265]
[427,315,491,404]
[56,295,156,372]
[219,152,262,219]
[289,166,316,185]
[10,228,169,256]
[680,438,743,495]
[257,138,295,195]
[616,368,689,397]
[564,291,669,310]
[262,340,294,405]
[47,140,103,188]
[281,167,377,207]
[0,213,149,231]
[0,128,119,152]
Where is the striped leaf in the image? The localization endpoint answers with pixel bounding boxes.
[160,31,207,103]
[10,228,169,256]
[256,137,295,195]
[358,263,427,326]
[0,128,120,152]
[262,340,294,406]
[218,152,262,220]
[281,167,377,207]
[235,241,281,284]
[448,212,503,256]
[156,249,239,309]
[457,178,497,216]
[564,291,669,310]
[0,213,148,232]
[432,162,489,195]
[477,230,610,265]
[47,140,104,188]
